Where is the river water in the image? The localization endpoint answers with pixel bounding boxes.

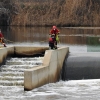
[0,26,100,100]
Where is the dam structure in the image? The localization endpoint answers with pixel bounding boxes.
[1,46,100,91]
[0,46,48,86]
[0,46,69,90]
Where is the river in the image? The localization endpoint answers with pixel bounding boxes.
[0,26,100,100]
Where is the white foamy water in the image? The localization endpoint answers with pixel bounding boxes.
[0,79,100,100]
[0,57,43,87]
[0,45,99,100]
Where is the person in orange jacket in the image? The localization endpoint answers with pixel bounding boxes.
[0,29,6,47]
[49,25,60,49]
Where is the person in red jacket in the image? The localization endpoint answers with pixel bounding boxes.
[49,34,55,49]
[0,29,6,47]
[49,26,60,49]
[50,26,60,35]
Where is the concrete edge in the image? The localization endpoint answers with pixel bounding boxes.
[24,47,69,90]
[0,46,14,64]
[0,46,49,65]
[0,46,69,91]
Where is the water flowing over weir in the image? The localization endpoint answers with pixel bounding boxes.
[0,57,43,86]
[61,53,100,80]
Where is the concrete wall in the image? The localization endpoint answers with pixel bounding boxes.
[0,46,14,64]
[0,46,69,90]
[14,46,49,56]
[24,47,69,91]
[0,46,49,65]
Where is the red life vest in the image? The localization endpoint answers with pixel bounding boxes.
[49,37,54,43]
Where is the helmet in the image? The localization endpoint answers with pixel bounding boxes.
[52,26,57,29]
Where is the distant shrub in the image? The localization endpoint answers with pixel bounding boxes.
[20,3,25,9]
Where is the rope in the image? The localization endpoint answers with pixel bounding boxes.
[4,39,15,43]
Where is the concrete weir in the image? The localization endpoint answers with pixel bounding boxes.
[0,46,69,90]
[24,47,69,90]
[0,46,49,65]
[0,46,14,65]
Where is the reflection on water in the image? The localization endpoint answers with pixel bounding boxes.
[1,26,100,45]
[2,26,100,52]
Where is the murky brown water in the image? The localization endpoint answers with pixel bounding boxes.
[2,26,100,45]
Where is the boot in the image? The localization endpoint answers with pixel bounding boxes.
[3,43,6,47]
[54,45,57,49]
